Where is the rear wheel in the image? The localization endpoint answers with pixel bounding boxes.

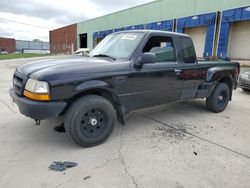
[65,95,115,147]
[206,83,230,113]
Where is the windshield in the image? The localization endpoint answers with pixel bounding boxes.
[89,32,145,60]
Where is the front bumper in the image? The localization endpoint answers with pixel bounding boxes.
[9,88,67,120]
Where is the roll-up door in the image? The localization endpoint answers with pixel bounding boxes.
[185,26,207,58]
[227,21,250,60]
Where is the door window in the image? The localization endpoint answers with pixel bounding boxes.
[143,36,176,62]
[179,37,197,64]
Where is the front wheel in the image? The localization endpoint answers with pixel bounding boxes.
[64,95,115,147]
[206,83,230,113]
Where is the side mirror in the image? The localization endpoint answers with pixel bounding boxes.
[135,52,156,68]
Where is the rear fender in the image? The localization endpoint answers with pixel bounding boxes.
[206,67,237,83]
[206,67,237,100]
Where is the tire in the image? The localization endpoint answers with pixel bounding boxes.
[64,95,115,147]
[206,83,230,113]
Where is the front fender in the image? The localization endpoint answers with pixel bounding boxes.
[74,80,123,106]
[73,80,125,125]
[74,80,114,92]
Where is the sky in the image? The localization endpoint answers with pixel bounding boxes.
[0,0,155,42]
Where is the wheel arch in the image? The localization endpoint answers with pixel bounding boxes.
[207,67,236,100]
[64,86,125,125]
[206,66,237,83]
[217,76,233,100]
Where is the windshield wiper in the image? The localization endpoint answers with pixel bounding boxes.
[93,54,116,60]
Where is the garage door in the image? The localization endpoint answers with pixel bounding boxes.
[228,21,250,60]
[185,26,207,58]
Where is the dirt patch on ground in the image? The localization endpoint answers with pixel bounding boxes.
[150,122,195,143]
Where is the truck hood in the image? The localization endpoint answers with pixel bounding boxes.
[17,56,130,82]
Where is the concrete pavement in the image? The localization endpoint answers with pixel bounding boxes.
[0,57,250,188]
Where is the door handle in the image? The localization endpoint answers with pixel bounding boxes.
[112,76,128,84]
[174,69,182,75]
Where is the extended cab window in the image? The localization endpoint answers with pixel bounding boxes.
[143,36,176,63]
[179,37,197,64]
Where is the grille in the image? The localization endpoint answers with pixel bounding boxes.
[13,71,28,96]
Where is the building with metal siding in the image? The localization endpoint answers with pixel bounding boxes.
[0,38,49,54]
[16,40,49,52]
[77,0,249,55]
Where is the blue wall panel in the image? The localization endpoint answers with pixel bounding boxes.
[125,24,144,30]
[146,20,173,31]
[177,18,185,32]
[242,7,250,20]
[93,29,113,39]
[93,20,173,42]
[114,28,123,32]
[217,22,230,58]
[177,13,216,29]
[177,12,217,58]
[217,6,250,59]
[204,25,216,57]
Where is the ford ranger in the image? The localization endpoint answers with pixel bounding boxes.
[10,30,240,147]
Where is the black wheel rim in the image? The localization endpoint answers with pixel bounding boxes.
[80,109,107,138]
[217,90,227,107]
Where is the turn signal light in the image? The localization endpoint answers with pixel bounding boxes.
[23,90,50,101]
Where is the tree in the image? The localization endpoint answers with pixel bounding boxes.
[32,39,42,42]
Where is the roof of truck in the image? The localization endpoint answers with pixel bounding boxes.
[114,29,190,37]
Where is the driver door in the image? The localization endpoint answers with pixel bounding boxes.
[128,35,183,111]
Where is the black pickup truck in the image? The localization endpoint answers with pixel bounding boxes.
[10,30,240,147]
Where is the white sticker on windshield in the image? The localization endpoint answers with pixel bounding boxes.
[121,34,138,40]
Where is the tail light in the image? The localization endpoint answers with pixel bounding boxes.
[236,64,240,76]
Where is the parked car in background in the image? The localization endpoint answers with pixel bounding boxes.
[0,50,8,55]
[239,70,250,92]
[74,48,90,56]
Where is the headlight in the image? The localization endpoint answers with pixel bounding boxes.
[24,78,50,101]
[25,78,49,93]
